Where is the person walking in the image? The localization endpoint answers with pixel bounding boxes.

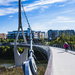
[64,42,69,52]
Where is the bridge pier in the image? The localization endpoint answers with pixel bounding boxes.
[14,46,28,66]
[14,28,28,66]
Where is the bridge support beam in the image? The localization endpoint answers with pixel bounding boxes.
[14,27,28,66]
[14,0,28,66]
[14,46,28,66]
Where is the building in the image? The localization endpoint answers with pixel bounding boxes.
[38,32,45,39]
[52,30,59,39]
[33,31,45,39]
[0,33,7,39]
[33,32,39,39]
[45,32,48,39]
[59,30,74,36]
[7,28,45,40]
[48,30,52,40]
[7,30,27,39]
[48,30,59,40]
[48,29,75,41]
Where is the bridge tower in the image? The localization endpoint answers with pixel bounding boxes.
[14,0,28,66]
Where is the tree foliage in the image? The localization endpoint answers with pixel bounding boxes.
[48,33,75,45]
[0,46,14,59]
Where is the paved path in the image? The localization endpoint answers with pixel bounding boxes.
[50,47,75,75]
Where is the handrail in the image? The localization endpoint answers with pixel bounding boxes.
[1,43,53,75]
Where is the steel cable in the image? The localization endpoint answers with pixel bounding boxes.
[21,3,48,69]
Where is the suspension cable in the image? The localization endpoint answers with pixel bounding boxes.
[33,54,44,68]
[22,4,30,29]
[21,3,47,68]
[22,3,48,61]
[33,43,48,62]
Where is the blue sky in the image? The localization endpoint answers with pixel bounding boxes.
[0,0,75,33]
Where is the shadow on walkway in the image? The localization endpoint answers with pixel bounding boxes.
[57,51,75,55]
[57,51,65,53]
[67,52,75,55]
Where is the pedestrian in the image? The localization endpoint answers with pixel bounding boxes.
[64,42,69,52]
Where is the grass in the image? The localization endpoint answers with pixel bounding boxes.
[0,67,24,75]
[0,63,47,75]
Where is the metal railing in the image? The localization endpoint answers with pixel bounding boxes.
[50,44,75,51]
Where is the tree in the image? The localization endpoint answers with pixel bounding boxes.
[59,33,65,44]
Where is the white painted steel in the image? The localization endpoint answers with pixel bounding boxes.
[14,0,28,66]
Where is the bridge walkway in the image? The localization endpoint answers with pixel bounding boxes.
[50,47,75,75]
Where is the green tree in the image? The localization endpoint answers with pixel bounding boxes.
[59,33,65,44]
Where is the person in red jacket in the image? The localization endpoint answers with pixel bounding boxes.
[64,42,69,52]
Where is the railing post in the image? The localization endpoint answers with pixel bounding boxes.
[72,45,74,50]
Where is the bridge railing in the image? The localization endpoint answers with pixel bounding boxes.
[44,46,53,75]
[50,44,75,51]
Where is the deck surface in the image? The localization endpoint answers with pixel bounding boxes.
[50,47,75,75]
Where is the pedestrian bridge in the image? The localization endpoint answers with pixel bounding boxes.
[3,43,75,75]
[1,43,75,75]
[1,43,52,75]
[8,43,52,75]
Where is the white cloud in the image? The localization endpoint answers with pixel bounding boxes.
[0,8,18,16]
[50,16,75,23]
[67,0,75,4]
[9,15,13,18]
[0,0,67,16]
[60,10,75,14]
[58,5,65,7]
[24,0,67,11]
[0,0,25,6]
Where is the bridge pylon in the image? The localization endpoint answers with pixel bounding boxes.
[14,0,28,66]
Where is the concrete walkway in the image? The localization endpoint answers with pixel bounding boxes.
[50,47,75,75]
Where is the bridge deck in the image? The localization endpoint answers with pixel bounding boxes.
[50,47,75,75]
